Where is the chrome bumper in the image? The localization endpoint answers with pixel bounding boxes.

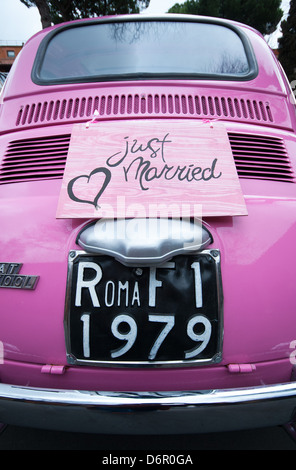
[0,382,295,434]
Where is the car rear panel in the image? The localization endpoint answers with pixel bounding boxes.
[0,16,296,397]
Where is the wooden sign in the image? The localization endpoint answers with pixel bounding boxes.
[56,119,247,218]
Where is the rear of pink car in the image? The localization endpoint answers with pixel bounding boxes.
[0,14,296,435]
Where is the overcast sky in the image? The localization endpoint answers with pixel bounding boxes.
[0,0,291,46]
[0,0,181,43]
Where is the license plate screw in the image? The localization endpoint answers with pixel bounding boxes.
[134,267,143,276]
[211,250,220,258]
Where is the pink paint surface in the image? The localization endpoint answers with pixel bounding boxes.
[0,15,296,401]
[56,120,247,218]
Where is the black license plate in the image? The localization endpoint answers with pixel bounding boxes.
[65,250,223,367]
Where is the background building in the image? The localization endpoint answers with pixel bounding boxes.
[0,42,23,72]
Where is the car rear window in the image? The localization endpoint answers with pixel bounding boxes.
[33,19,257,84]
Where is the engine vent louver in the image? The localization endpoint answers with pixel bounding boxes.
[15,93,274,126]
[228,133,294,183]
[0,134,70,184]
[0,132,294,185]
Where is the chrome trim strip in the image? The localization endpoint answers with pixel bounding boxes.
[0,382,295,434]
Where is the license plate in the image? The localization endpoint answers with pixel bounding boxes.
[64,250,223,367]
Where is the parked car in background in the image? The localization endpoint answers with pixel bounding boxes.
[0,72,7,92]
[0,14,295,437]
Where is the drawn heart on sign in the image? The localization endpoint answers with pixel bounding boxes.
[67,167,111,209]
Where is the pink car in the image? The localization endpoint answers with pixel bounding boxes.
[0,14,296,437]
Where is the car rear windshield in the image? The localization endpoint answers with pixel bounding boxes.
[33,19,255,84]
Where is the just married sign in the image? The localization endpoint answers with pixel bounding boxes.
[56,119,247,218]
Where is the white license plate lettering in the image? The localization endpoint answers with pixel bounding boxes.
[80,312,212,361]
[148,314,175,360]
[111,314,137,358]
